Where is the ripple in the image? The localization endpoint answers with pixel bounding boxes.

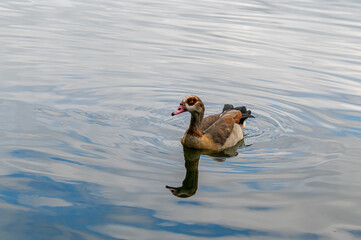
[119,100,293,174]
[1,0,361,238]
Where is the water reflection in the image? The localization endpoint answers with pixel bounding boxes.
[166,141,244,198]
[1,0,361,238]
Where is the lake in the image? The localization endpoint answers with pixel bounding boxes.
[1,0,361,239]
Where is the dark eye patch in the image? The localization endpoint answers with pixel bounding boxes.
[187,97,196,106]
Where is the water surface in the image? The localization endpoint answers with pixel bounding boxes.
[1,0,361,239]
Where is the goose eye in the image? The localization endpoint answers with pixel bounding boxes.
[188,99,195,105]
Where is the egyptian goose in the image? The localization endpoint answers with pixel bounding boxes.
[171,95,254,151]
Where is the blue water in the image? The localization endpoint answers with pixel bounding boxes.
[1,0,361,239]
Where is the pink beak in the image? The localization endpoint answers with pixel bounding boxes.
[171,104,186,116]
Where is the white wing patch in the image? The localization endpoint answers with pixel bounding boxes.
[222,124,243,149]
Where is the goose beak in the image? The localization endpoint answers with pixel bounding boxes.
[171,104,186,116]
[166,185,179,195]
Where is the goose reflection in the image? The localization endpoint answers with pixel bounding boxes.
[166,140,245,198]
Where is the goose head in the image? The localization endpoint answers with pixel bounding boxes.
[171,95,204,116]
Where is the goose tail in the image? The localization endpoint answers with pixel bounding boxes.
[222,104,254,126]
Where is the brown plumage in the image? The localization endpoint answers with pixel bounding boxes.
[171,95,254,151]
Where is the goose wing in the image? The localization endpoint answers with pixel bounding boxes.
[204,110,242,145]
[202,113,221,131]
